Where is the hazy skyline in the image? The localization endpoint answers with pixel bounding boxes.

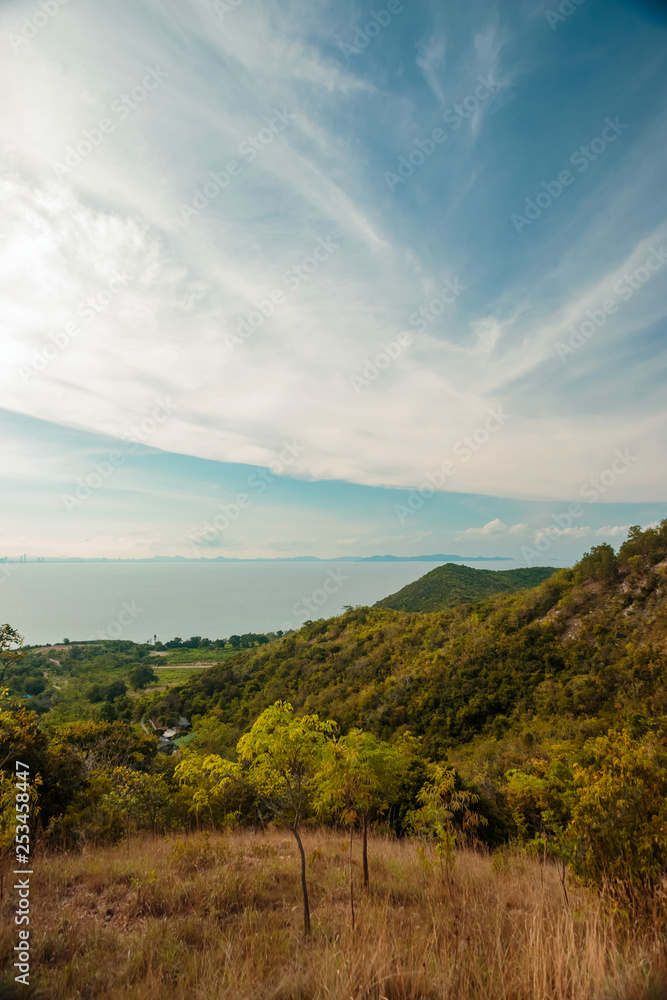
[1,0,665,562]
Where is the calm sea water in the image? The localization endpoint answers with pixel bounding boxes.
[0,560,532,646]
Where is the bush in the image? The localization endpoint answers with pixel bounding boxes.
[567,729,667,903]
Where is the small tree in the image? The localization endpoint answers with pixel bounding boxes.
[315,728,410,927]
[181,701,335,935]
[105,766,171,838]
[407,764,486,887]
[129,664,158,690]
[504,754,574,902]
[566,729,667,905]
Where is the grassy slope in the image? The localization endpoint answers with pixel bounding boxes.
[174,548,667,753]
[373,562,558,612]
[3,829,664,1000]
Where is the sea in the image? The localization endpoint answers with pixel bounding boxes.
[0,559,534,646]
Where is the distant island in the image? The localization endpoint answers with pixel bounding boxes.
[1,553,513,563]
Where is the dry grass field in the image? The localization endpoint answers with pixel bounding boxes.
[2,829,666,1000]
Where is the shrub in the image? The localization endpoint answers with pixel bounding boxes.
[567,729,667,903]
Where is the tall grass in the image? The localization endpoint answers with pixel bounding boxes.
[1,829,665,999]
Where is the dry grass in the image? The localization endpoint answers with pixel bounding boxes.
[1,829,666,1000]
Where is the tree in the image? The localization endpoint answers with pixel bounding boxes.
[0,625,23,686]
[129,664,158,690]
[105,766,171,837]
[50,720,157,772]
[504,751,574,902]
[407,764,486,886]
[576,543,618,584]
[315,729,411,925]
[566,729,667,905]
[181,701,335,935]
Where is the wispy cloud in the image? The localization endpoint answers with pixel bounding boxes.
[0,0,665,557]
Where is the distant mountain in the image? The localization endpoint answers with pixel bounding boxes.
[26,554,513,564]
[171,521,667,752]
[373,562,557,613]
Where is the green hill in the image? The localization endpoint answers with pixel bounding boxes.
[167,522,667,756]
[373,562,558,612]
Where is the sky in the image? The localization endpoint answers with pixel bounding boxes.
[0,0,665,564]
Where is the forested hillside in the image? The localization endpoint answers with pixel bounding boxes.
[2,521,667,986]
[170,523,667,758]
[373,562,557,613]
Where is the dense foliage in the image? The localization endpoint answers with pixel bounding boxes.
[173,524,667,758]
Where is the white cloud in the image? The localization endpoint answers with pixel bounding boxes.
[457,519,528,539]
[0,0,665,511]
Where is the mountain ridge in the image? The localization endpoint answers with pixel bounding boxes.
[168,522,667,755]
[373,562,557,612]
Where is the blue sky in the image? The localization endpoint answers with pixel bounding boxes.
[0,0,665,562]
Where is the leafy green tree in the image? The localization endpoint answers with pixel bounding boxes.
[49,720,157,771]
[576,543,618,584]
[179,701,335,935]
[407,764,486,886]
[235,701,335,934]
[315,729,411,913]
[129,664,158,690]
[566,729,667,904]
[105,766,171,837]
[504,752,574,902]
[24,676,46,696]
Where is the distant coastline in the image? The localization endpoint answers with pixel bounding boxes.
[1,554,512,564]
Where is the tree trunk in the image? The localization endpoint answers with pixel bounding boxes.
[291,826,311,936]
[362,812,369,889]
[349,822,355,930]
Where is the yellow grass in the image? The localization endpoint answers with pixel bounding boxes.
[1,829,666,999]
